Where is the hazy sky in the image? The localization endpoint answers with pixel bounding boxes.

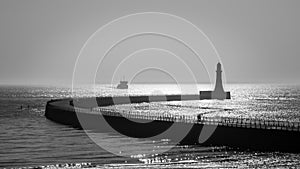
[0,0,299,86]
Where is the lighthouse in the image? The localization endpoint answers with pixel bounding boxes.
[200,63,231,100]
[214,63,225,93]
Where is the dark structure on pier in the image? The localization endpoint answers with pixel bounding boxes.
[200,63,231,100]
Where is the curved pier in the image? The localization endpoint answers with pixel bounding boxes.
[45,95,300,152]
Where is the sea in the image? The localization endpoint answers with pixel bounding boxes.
[0,84,300,168]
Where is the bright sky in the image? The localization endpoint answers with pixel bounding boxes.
[0,0,299,86]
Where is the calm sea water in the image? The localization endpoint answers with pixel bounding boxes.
[0,84,300,168]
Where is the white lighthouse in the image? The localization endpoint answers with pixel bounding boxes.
[200,63,231,100]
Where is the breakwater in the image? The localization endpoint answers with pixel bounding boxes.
[45,95,300,152]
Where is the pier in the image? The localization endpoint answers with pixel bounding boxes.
[45,96,300,152]
[44,61,300,152]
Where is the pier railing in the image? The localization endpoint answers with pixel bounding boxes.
[72,106,300,132]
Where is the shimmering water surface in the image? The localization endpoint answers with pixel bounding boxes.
[0,84,300,168]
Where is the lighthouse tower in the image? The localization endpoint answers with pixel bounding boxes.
[212,63,227,100]
[200,63,231,100]
[214,63,225,93]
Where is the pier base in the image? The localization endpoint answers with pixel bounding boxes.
[200,91,231,100]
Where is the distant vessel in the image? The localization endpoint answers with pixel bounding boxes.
[117,80,128,89]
